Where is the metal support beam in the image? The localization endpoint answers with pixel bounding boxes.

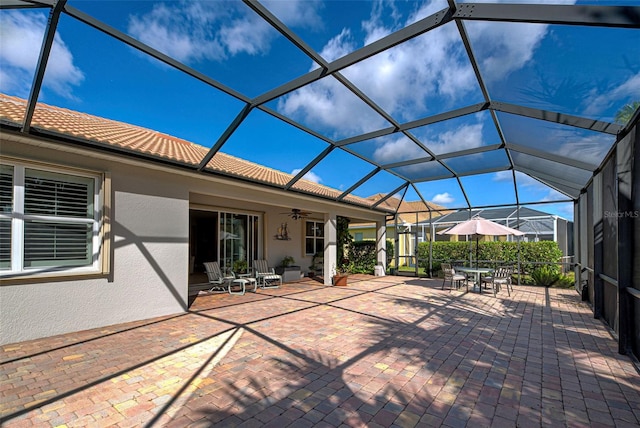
[22,0,65,132]
[338,167,381,201]
[197,104,253,171]
[491,102,622,135]
[507,143,598,172]
[243,0,328,69]
[285,145,336,190]
[454,3,640,28]
[399,103,488,133]
[372,182,409,210]
[0,0,53,9]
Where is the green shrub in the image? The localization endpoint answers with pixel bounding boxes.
[344,238,395,274]
[386,239,394,268]
[350,241,376,274]
[554,272,575,288]
[512,273,534,285]
[416,241,563,276]
[531,266,560,287]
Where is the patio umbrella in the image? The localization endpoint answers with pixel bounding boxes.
[438,215,525,267]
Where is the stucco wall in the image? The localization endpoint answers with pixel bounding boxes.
[1,140,190,345]
[1,136,387,345]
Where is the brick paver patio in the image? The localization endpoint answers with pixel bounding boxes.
[1,276,639,427]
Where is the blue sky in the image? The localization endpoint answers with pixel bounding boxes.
[2,0,640,221]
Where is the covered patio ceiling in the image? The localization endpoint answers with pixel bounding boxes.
[1,0,639,217]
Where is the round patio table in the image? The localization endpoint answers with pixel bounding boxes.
[454,266,494,293]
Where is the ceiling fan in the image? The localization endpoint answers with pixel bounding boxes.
[281,208,312,220]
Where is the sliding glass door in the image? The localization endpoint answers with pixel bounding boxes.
[219,212,259,274]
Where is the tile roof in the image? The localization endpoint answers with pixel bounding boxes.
[353,194,452,227]
[0,94,379,208]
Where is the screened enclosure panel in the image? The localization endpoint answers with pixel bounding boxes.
[342,169,407,201]
[513,171,570,204]
[460,172,517,208]
[412,178,467,211]
[340,22,486,124]
[498,112,615,168]
[1,1,638,224]
[467,22,640,123]
[260,0,449,59]
[390,160,453,182]
[40,12,247,153]
[266,75,395,141]
[66,0,320,98]
[222,109,330,174]
[511,151,592,192]
[0,9,49,102]
[412,110,502,156]
[345,134,431,166]
[441,150,511,176]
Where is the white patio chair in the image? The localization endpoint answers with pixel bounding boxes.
[441,263,467,291]
[203,261,244,295]
[483,266,513,297]
[253,259,282,289]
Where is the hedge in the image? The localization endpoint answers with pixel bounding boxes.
[416,241,563,275]
[348,239,394,274]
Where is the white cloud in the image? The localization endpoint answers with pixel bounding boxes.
[128,0,322,63]
[0,11,84,98]
[291,168,322,184]
[128,3,228,62]
[584,72,640,118]
[493,170,513,182]
[511,171,569,202]
[554,133,612,165]
[465,21,548,83]
[432,192,454,205]
[372,135,427,163]
[423,123,485,154]
[263,0,323,29]
[277,1,480,136]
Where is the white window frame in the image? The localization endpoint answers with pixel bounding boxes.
[304,220,324,256]
[0,159,104,278]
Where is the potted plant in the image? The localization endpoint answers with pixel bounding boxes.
[276,256,301,282]
[280,255,295,268]
[332,260,351,286]
[233,259,248,274]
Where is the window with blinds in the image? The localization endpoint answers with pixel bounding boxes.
[0,165,13,269]
[0,162,101,274]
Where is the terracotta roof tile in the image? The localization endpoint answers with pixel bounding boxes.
[366,194,452,223]
[0,94,383,209]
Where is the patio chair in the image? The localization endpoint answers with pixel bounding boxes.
[203,262,245,295]
[203,261,226,292]
[441,263,467,291]
[482,266,513,297]
[253,259,282,289]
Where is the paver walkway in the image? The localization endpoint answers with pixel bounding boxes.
[1,276,639,427]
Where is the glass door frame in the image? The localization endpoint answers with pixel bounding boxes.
[218,211,260,275]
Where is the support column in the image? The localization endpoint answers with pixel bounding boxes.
[376,218,387,271]
[324,213,337,286]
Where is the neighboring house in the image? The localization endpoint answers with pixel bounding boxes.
[349,195,451,267]
[420,207,573,256]
[0,94,388,345]
[351,204,572,268]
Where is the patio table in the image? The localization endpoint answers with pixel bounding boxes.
[454,266,494,293]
